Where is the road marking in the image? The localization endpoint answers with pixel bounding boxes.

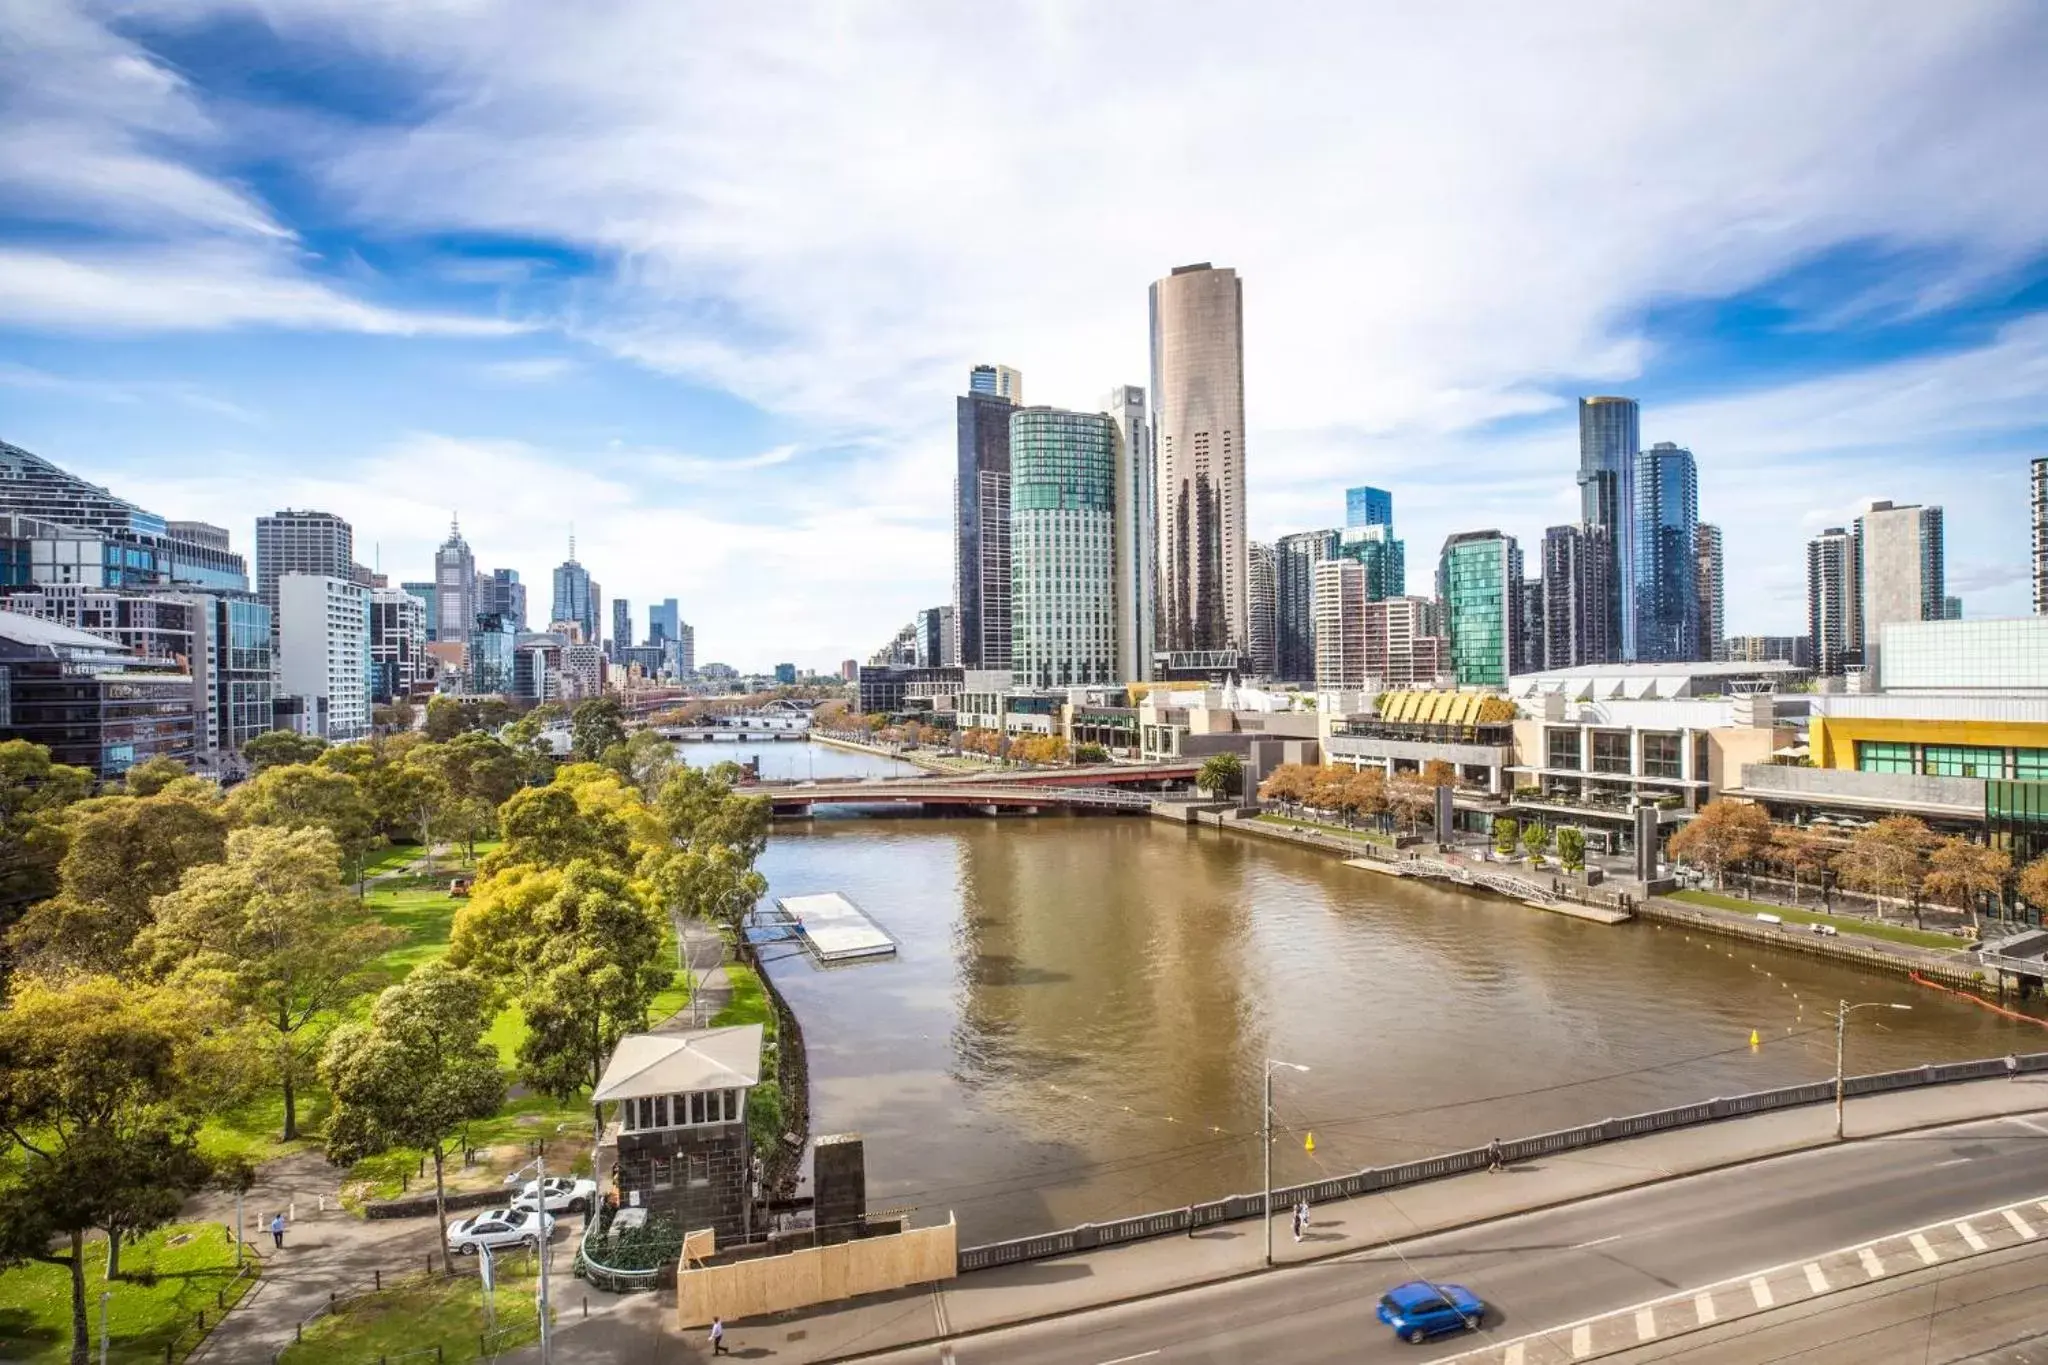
[1749,1276,1773,1308]
[1910,1233,1941,1265]
[2009,1116,2048,1137]
[1635,1306,1657,1341]
[1932,1156,1973,1167]
[1804,1262,1828,1293]
[1860,1247,1886,1278]
[1570,1324,1592,1358]
[1957,1220,1989,1252]
[1503,1345,1525,1365]
[2006,1208,2037,1239]
[1092,1354,1160,1365]
[1572,1233,1625,1250]
[1694,1292,1717,1324]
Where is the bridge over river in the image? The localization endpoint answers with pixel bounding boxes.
[759,760,1199,814]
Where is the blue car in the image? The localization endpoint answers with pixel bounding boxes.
[1376,1280,1486,1343]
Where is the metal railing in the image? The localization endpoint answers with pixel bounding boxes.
[955,1051,2045,1272]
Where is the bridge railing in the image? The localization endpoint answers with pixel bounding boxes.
[953,1050,2047,1272]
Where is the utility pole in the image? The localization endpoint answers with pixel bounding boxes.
[1836,1000,1912,1139]
[1263,1059,1309,1267]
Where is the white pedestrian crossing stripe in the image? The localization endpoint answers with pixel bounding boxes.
[1804,1263,1828,1293]
[1910,1232,1940,1264]
[2006,1209,2036,1239]
[1570,1324,1592,1358]
[1635,1306,1657,1341]
[1694,1291,1717,1324]
[1502,1345,1524,1365]
[1957,1221,1989,1252]
[1860,1247,1886,1278]
[1749,1276,1773,1308]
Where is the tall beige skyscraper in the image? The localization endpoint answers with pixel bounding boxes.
[1150,262,1247,657]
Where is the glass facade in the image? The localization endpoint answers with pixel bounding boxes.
[1858,739,2048,779]
[1437,531,1521,687]
[1632,442,1700,663]
[1578,398,1638,660]
[1879,619,2048,692]
[1010,409,1117,688]
[1346,486,1393,529]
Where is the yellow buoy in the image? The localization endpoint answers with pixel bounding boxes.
[1305,1132,1316,1154]
[1749,1029,1760,1048]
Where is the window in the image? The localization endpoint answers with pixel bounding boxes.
[1590,731,1630,774]
[2017,749,2048,782]
[1924,745,2004,779]
[1857,741,1914,774]
[651,1155,672,1190]
[1641,734,1682,779]
[723,1089,740,1122]
[1546,728,1582,770]
[690,1092,708,1124]
[687,1153,710,1187]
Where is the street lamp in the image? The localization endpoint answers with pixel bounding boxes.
[1264,1059,1311,1267]
[505,1149,558,1364]
[1835,1000,1912,1140]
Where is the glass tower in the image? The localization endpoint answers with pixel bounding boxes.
[1009,408,1117,688]
[1632,442,1700,663]
[1274,529,1339,684]
[1437,530,1522,687]
[1578,397,1639,660]
[1345,486,1393,529]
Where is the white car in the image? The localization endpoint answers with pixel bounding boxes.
[510,1176,597,1214]
[446,1207,555,1255]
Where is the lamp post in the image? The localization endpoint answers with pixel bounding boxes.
[1835,1000,1912,1140]
[505,1153,555,1363]
[1264,1059,1311,1267]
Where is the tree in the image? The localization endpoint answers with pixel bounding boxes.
[654,766,770,865]
[1667,800,1772,889]
[448,864,565,980]
[1258,763,1309,811]
[610,729,679,800]
[1074,742,1110,764]
[2022,854,2048,918]
[241,729,329,773]
[0,976,245,1363]
[1923,836,2010,923]
[1420,759,1457,789]
[653,842,767,936]
[1832,816,1936,925]
[0,740,93,929]
[570,697,628,763]
[8,790,229,972]
[488,784,634,875]
[423,695,472,742]
[140,827,399,1140]
[1344,768,1390,828]
[228,763,379,887]
[1522,821,1551,862]
[380,763,450,855]
[321,963,506,1236]
[1388,777,1434,833]
[1555,826,1587,873]
[1494,817,1519,856]
[122,755,189,797]
[1766,826,1834,906]
[1197,754,1243,799]
[372,698,418,734]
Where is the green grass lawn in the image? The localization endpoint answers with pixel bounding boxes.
[1252,812,1396,846]
[0,1223,254,1365]
[1666,888,1966,951]
[277,1263,542,1365]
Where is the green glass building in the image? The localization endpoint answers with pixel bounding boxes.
[1437,530,1523,687]
[1010,408,1118,688]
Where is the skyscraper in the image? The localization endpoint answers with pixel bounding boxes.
[1517,578,1545,675]
[1695,524,1724,662]
[1345,486,1393,529]
[1856,500,1944,672]
[1312,558,1366,691]
[480,568,526,631]
[1577,397,1639,660]
[954,373,1016,670]
[433,519,477,647]
[400,581,437,642]
[1806,526,1861,676]
[913,605,953,668]
[1632,442,1699,663]
[550,545,600,646]
[648,598,679,645]
[1247,541,1278,678]
[1151,262,1247,655]
[276,573,371,741]
[1539,524,1613,669]
[257,510,352,642]
[1102,385,1156,682]
[369,587,427,702]
[1437,530,1522,687]
[2032,458,2046,615]
[1009,408,1116,687]
[1337,522,1405,601]
[612,598,633,658]
[1274,529,1339,683]
[968,363,1023,404]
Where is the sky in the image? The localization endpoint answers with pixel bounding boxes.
[2,1,2045,671]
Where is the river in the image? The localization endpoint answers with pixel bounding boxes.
[683,742,2036,1245]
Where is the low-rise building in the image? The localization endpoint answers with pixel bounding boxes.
[593,1025,763,1244]
[1320,690,1519,796]
[0,612,198,778]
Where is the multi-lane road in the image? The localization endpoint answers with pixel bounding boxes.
[855,1112,2048,1365]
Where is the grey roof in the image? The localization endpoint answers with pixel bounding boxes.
[592,1025,764,1102]
[0,611,132,651]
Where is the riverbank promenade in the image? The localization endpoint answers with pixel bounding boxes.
[579,1076,2048,1363]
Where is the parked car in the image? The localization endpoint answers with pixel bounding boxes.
[511,1176,597,1214]
[1376,1280,1486,1344]
[445,1207,554,1255]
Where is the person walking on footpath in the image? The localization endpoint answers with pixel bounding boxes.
[1488,1138,1505,1173]
[710,1317,730,1355]
[2009,1053,2021,1082]
[1186,1204,1198,1238]
[269,1212,286,1249]
[1295,1199,1311,1242]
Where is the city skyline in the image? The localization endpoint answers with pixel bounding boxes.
[2,6,2045,667]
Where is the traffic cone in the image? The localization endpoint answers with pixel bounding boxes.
[1749,1029,1760,1049]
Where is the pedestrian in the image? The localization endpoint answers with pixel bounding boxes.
[1290,1204,1303,1243]
[1487,1138,1504,1173]
[2008,1053,2020,1082]
[1296,1200,1311,1241]
[269,1212,286,1249]
[1186,1204,1198,1238]
[710,1316,730,1355]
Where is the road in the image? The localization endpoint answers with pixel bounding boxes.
[849,1112,2048,1365]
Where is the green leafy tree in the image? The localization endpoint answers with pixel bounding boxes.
[140,827,399,1140]
[654,766,770,865]
[8,790,229,972]
[372,698,418,734]
[417,732,525,811]
[610,729,679,800]
[423,695,471,742]
[1494,816,1520,856]
[570,697,628,762]
[378,763,450,852]
[0,740,93,929]
[1555,826,1587,873]
[1074,742,1110,764]
[241,729,328,773]
[321,963,506,1234]
[227,762,380,887]
[653,843,767,936]
[121,755,190,797]
[1196,753,1243,799]
[472,697,514,732]
[487,784,634,875]
[0,976,246,1363]
[1521,821,1551,861]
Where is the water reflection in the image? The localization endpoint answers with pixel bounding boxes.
[756,815,2033,1243]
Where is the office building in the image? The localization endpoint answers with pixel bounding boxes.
[470,612,518,695]
[1346,486,1393,530]
[2034,458,2046,615]
[550,546,601,647]
[672,622,696,679]
[1151,262,1248,654]
[1945,596,1964,621]
[1312,562,1445,693]
[1338,522,1405,601]
[369,587,428,702]
[1632,442,1700,663]
[612,599,633,660]
[1009,407,1117,688]
[1437,530,1522,687]
[1312,558,1367,691]
[1696,523,1724,662]
[1807,526,1862,676]
[185,592,274,756]
[840,659,859,682]
[400,580,438,641]
[1518,579,1546,675]
[1103,385,1156,682]
[433,519,477,647]
[0,613,197,778]
[774,663,798,686]
[1725,635,1814,670]
[914,605,954,668]
[1577,397,1638,660]
[968,363,1023,404]
[256,510,352,643]
[1856,500,1945,673]
[277,574,371,741]
[1248,541,1277,678]
[1274,529,1339,683]
[649,598,679,645]
[1877,618,2048,696]
[954,374,1015,670]
[480,568,526,632]
[1540,524,1613,670]
[0,441,248,593]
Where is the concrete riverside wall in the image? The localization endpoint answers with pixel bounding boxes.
[1636,897,1980,984]
[955,1052,2046,1273]
[676,1216,957,1328]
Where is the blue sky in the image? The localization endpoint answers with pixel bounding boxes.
[3,1,2046,669]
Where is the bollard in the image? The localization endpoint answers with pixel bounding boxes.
[374,1268,381,1291]
[427,1253,434,1276]
[436,1348,443,1363]
[402,1174,409,1193]
[329,1290,337,1311]
[197,1310,205,1331]
[296,1323,303,1342]
[582,1295,588,1319]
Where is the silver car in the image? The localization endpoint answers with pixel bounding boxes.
[446,1206,555,1255]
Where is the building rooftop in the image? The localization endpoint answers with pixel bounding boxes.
[592,1024,765,1103]
[0,611,126,652]
[1509,661,1806,701]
